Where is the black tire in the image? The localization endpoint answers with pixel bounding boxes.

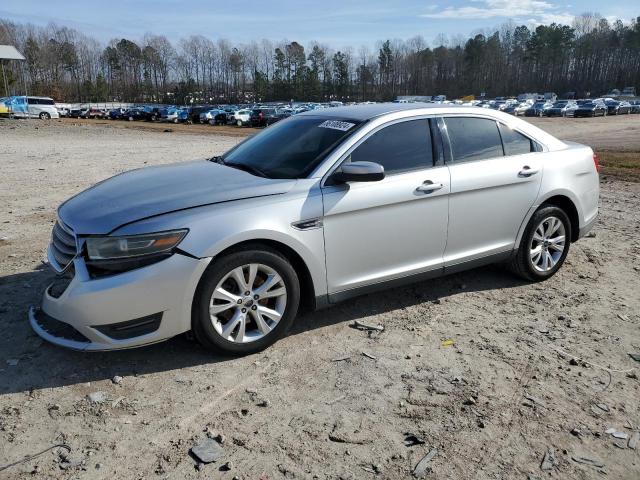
[192,246,300,355]
[39,112,50,120]
[510,205,571,282]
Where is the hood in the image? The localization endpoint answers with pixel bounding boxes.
[59,160,296,234]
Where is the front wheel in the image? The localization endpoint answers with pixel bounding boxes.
[192,246,300,355]
[39,112,51,120]
[510,206,571,282]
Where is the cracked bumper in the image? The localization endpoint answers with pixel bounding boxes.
[29,253,211,351]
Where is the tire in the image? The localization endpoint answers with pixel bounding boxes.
[128,116,134,121]
[192,246,300,355]
[39,112,50,120]
[237,120,243,127]
[510,205,571,282]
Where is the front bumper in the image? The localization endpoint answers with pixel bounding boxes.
[30,251,211,351]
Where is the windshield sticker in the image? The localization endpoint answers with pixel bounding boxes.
[318,120,355,131]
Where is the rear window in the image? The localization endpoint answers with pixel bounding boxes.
[444,117,504,163]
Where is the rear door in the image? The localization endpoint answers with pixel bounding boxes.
[441,116,543,266]
[322,118,450,295]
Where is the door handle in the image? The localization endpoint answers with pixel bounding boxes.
[518,166,539,177]
[416,181,444,193]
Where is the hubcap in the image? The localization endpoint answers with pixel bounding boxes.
[530,216,566,272]
[209,263,287,343]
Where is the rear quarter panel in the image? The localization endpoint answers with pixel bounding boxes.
[537,143,599,230]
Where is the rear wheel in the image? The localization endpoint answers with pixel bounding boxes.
[511,205,571,282]
[192,247,300,355]
[237,120,243,127]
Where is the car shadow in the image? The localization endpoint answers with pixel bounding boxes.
[0,263,527,395]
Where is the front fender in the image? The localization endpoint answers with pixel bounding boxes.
[111,184,328,297]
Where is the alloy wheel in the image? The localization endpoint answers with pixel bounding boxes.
[209,263,287,343]
[530,216,566,272]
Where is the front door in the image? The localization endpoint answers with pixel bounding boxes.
[322,118,450,295]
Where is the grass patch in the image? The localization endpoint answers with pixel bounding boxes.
[597,150,640,182]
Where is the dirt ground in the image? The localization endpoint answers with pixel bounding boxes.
[0,117,639,479]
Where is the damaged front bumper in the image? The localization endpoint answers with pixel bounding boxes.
[29,249,211,351]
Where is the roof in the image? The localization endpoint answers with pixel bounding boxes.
[0,45,25,60]
[299,102,464,121]
[299,101,568,151]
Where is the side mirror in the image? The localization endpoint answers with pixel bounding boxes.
[332,161,385,183]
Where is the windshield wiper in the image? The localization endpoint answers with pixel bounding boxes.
[209,155,225,165]
[224,161,269,179]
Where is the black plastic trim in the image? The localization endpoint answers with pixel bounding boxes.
[34,309,90,343]
[93,313,162,340]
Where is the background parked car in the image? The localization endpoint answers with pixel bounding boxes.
[189,105,214,123]
[80,107,106,119]
[3,96,60,119]
[230,109,251,126]
[124,108,147,121]
[524,101,553,117]
[605,99,632,115]
[160,107,180,123]
[511,100,533,116]
[629,100,640,114]
[573,100,607,117]
[250,107,291,127]
[142,106,161,121]
[544,100,577,117]
[200,108,227,125]
[108,108,127,120]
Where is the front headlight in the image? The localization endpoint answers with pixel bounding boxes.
[86,230,188,260]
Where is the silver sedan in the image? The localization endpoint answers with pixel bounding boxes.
[31,104,600,354]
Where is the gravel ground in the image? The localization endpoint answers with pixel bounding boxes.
[0,118,639,479]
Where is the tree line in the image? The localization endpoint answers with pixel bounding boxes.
[1,13,639,104]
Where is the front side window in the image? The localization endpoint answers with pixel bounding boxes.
[349,119,433,174]
[498,123,539,156]
[444,117,503,163]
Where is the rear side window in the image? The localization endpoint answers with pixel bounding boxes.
[349,119,433,174]
[498,124,539,156]
[444,117,503,163]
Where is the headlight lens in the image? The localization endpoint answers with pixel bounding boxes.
[86,230,188,260]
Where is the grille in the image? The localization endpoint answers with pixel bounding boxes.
[50,220,77,270]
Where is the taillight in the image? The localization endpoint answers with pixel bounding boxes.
[593,153,600,172]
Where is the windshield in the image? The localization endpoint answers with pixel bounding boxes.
[221,116,363,179]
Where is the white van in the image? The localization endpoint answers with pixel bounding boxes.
[11,96,60,119]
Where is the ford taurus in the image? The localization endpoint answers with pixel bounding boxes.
[30,104,600,355]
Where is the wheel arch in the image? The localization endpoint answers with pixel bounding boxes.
[540,195,580,242]
[194,238,317,313]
